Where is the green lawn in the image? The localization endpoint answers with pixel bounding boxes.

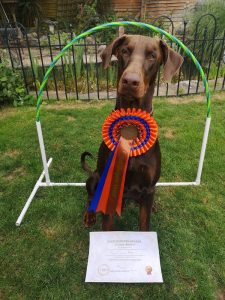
[0,92,225,300]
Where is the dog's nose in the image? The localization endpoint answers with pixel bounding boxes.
[122,73,140,88]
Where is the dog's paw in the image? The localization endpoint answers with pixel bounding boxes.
[83,211,96,227]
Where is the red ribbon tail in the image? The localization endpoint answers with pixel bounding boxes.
[106,137,131,216]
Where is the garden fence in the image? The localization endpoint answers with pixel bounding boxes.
[0,14,224,101]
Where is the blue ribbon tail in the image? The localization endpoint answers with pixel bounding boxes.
[88,148,116,212]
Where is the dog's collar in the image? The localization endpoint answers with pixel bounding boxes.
[114,106,154,116]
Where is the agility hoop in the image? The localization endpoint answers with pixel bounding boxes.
[16,21,211,226]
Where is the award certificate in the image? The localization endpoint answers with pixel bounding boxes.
[85,231,163,283]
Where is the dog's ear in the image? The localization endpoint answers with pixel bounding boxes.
[160,40,183,82]
[100,35,127,69]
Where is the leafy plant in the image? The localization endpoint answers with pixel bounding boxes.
[75,43,85,78]
[208,62,225,80]
[30,55,41,90]
[72,0,115,38]
[186,0,225,64]
[17,0,42,27]
[64,49,75,88]
[0,62,34,106]
[187,0,225,35]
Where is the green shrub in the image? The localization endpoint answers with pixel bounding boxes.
[188,0,225,36]
[187,0,225,62]
[17,0,42,27]
[0,62,34,106]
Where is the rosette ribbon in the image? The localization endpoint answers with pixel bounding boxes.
[88,108,158,216]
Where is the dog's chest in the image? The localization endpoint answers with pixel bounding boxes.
[126,156,152,185]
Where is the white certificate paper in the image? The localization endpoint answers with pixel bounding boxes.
[85,231,163,283]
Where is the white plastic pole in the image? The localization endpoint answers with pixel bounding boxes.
[156,181,197,186]
[16,158,53,226]
[38,181,197,187]
[195,117,211,185]
[39,182,86,187]
[36,121,50,184]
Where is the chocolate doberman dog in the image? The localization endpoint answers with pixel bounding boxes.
[81,35,183,231]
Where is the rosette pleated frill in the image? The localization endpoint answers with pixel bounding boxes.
[88,108,158,216]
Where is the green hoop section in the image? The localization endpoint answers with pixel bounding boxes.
[36,21,211,121]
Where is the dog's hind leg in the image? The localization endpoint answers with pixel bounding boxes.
[139,190,155,231]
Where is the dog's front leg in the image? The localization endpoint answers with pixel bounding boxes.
[139,190,155,231]
[102,214,114,231]
[83,204,96,228]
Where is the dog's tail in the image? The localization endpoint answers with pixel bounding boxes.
[81,151,93,176]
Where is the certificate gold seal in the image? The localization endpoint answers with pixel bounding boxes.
[145,265,152,275]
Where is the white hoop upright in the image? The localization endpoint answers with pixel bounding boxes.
[15,117,211,226]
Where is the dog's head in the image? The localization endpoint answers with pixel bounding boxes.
[101,35,183,107]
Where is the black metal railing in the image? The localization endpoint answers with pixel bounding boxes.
[0,14,224,101]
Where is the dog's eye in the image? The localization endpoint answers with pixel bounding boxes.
[146,52,156,60]
[121,48,129,55]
